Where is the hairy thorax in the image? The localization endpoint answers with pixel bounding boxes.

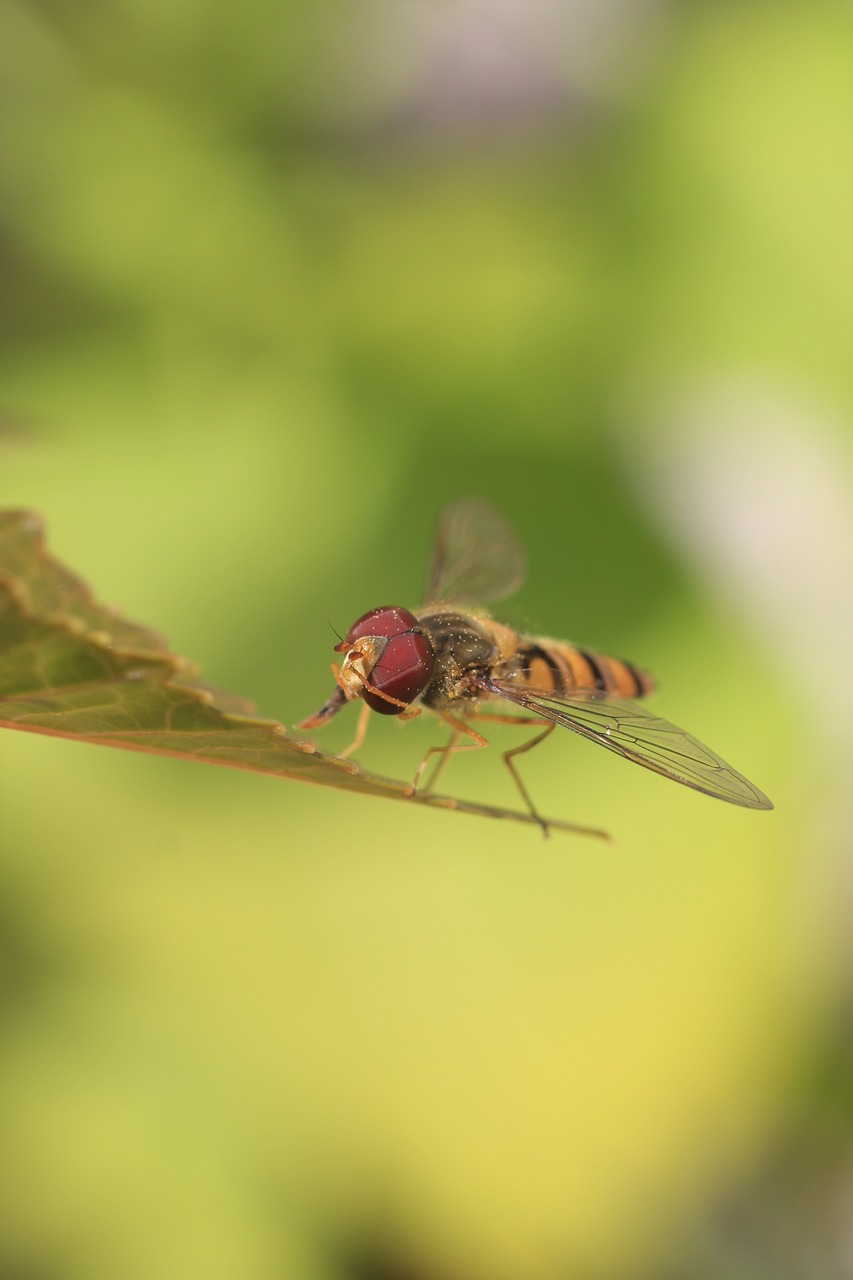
[417,606,517,712]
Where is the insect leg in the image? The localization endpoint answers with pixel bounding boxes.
[338,697,420,759]
[461,708,609,837]
[501,722,557,838]
[339,700,372,758]
[464,711,541,728]
[421,729,461,793]
[412,713,488,795]
[410,708,611,841]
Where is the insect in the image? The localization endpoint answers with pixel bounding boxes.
[298,498,773,836]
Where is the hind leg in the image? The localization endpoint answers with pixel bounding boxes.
[500,723,557,837]
[453,710,560,837]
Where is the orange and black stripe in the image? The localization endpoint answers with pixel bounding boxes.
[515,640,654,700]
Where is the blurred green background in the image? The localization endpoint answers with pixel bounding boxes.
[1,1,852,1277]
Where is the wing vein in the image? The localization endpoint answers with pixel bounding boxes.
[481,678,773,810]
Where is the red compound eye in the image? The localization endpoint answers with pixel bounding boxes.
[342,606,435,715]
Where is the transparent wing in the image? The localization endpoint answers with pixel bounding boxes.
[483,678,773,810]
[423,498,526,605]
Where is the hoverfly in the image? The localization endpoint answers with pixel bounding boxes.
[299,498,773,836]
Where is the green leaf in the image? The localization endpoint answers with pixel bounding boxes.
[0,511,593,834]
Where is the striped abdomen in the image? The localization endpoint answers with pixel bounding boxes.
[502,637,655,700]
